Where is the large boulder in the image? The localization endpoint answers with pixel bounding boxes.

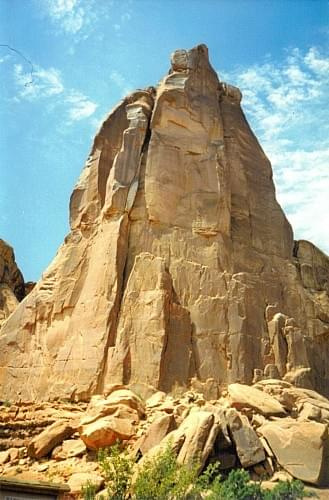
[79,415,136,449]
[259,419,329,485]
[228,383,286,416]
[225,408,265,467]
[139,414,177,455]
[78,389,142,449]
[138,410,219,473]
[27,420,76,459]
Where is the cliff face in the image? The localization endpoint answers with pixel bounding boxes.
[0,239,25,329]
[0,45,328,401]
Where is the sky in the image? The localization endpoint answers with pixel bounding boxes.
[0,0,328,281]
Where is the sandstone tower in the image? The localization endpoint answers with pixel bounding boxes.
[0,45,328,401]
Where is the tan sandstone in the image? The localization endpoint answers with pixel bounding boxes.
[0,45,328,402]
[27,420,76,459]
[0,239,25,329]
[259,420,329,485]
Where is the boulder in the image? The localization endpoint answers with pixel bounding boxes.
[146,391,167,408]
[27,420,76,459]
[79,415,136,449]
[139,410,219,472]
[225,408,265,467]
[177,411,219,470]
[51,438,86,460]
[139,414,176,455]
[83,389,145,423]
[68,472,104,494]
[228,383,286,416]
[259,420,329,485]
[0,450,10,465]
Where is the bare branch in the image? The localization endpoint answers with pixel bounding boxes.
[0,43,34,86]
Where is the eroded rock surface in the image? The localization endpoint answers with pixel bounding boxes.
[0,239,25,328]
[0,44,328,401]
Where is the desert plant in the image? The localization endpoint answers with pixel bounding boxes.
[207,469,315,500]
[82,480,98,500]
[98,443,134,500]
[94,442,314,500]
[196,461,222,492]
[208,468,263,500]
[263,479,316,499]
[132,445,200,499]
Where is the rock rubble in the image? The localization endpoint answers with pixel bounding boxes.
[1,382,328,495]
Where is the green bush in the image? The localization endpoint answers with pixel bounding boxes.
[133,445,199,499]
[208,470,315,500]
[263,480,315,499]
[81,480,98,500]
[98,443,134,500]
[87,442,314,500]
[208,469,264,500]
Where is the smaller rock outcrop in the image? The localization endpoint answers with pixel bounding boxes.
[0,239,25,328]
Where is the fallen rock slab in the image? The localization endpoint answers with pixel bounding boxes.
[139,410,219,473]
[228,383,286,416]
[177,410,218,470]
[226,408,265,467]
[27,420,76,459]
[259,420,329,485]
[140,414,176,455]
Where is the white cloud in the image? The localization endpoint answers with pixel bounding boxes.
[121,12,131,22]
[65,91,98,121]
[46,0,85,34]
[13,63,97,124]
[223,47,329,254]
[14,64,64,100]
[42,0,131,37]
[0,54,11,64]
[110,70,133,96]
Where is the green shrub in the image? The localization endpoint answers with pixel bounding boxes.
[208,468,263,500]
[263,480,316,499]
[132,445,199,499]
[98,443,134,500]
[94,442,314,500]
[208,470,314,500]
[81,480,98,500]
[196,461,222,491]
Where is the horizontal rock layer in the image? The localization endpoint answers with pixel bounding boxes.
[0,44,328,401]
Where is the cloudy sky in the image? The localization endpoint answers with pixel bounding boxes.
[0,0,328,280]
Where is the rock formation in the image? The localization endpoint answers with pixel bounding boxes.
[1,382,329,488]
[0,44,328,402]
[0,239,25,328]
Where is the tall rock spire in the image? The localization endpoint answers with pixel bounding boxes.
[0,45,328,401]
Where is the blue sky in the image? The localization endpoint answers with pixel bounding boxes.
[0,0,328,281]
